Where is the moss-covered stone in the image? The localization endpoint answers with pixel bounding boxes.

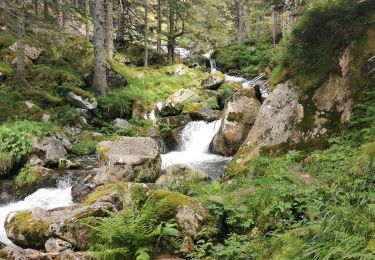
[149,190,195,218]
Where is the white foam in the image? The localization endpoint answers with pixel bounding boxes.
[0,186,73,244]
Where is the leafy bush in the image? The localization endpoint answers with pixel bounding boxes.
[213,38,274,78]
[53,105,81,126]
[0,121,56,175]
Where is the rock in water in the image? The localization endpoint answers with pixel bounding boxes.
[156,164,209,186]
[211,89,261,156]
[201,73,225,90]
[66,92,98,110]
[5,203,116,250]
[95,137,162,184]
[188,104,222,122]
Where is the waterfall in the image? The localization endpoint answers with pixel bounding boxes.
[161,120,231,179]
[0,179,73,244]
[210,59,217,72]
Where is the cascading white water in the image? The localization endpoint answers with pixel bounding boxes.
[161,120,231,179]
[0,180,73,244]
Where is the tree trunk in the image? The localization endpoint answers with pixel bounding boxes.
[144,0,149,67]
[167,0,175,65]
[62,0,68,28]
[237,2,245,43]
[1,0,10,28]
[85,0,90,40]
[272,10,276,45]
[57,0,63,28]
[157,0,162,52]
[117,0,125,43]
[34,0,39,16]
[104,0,114,59]
[43,0,48,20]
[16,0,26,83]
[93,0,108,95]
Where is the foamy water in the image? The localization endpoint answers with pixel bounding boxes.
[0,181,73,244]
[161,120,231,179]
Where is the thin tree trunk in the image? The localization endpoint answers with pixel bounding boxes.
[104,0,114,59]
[34,0,39,16]
[62,0,68,28]
[157,0,162,52]
[144,0,148,67]
[43,0,48,20]
[93,0,108,95]
[17,0,26,83]
[57,0,63,28]
[1,0,10,28]
[167,0,175,64]
[85,0,90,40]
[117,0,125,43]
[237,2,245,43]
[272,10,276,45]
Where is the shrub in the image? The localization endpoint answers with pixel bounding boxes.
[53,105,81,126]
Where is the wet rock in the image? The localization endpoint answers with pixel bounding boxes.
[0,242,90,259]
[188,104,222,122]
[5,202,116,250]
[76,108,92,122]
[155,164,209,186]
[95,137,162,184]
[211,89,261,156]
[201,73,225,90]
[67,92,98,110]
[158,101,184,117]
[71,183,95,203]
[45,238,73,253]
[113,118,130,132]
[0,179,16,204]
[32,136,68,166]
[58,158,80,169]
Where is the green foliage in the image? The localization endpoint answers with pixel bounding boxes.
[272,0,375,90]
[0,91,23,122]
[0,121,55,175]
[15,163,38,188]
[213,39,274,78]
[89,195,179,260]
[53,105,81,126]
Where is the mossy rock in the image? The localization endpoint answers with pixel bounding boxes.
[5,210,51,249]
[149,190,196,219]
[184,103,204,113]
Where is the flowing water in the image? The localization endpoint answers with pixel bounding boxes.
[161,120,231,179]
[0,178,73,244]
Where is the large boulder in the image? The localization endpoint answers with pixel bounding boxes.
[9,43,43,60]
[67,92,98,110]
[84,68,128,90]
[155,164,210,186]
[158,89,200,117]
[188,103,222,122]
[32,134,71,166]
[211,89,261,156]
[0,242,89,260]
[94,137,162,185]
[5,202,116,250]
[201,73,225,90]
